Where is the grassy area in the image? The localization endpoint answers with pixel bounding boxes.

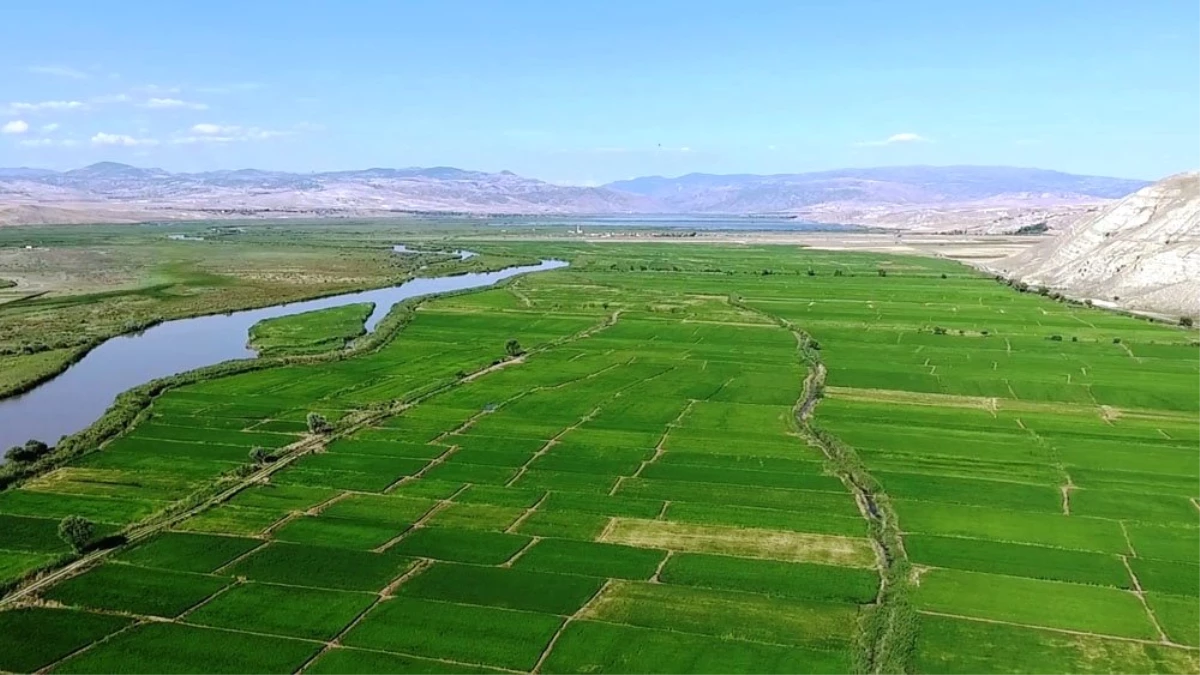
[249,303,374,356]
[0,238,1195,674]
[0,220,524,398]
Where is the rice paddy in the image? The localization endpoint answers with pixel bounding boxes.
[0,240,1195,674]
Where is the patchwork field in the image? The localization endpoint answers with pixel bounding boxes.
[0,241,1196,674]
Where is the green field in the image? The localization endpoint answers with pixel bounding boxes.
[249,303,375,356]
[0,234,1196,674]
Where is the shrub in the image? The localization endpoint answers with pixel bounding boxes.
[59,516,95,553]
[306,412,333,434]
[932,326,947,335]
[1112,337,1121,344]
[1048,335,1063,342]
[1181,317,1194,328]
[505,338,524,358]
[4,439,51,463]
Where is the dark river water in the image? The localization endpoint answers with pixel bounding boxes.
[0,253,565,453]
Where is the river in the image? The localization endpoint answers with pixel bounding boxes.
[0,252,564,453]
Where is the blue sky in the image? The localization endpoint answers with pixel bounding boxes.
[0,0,1195,183]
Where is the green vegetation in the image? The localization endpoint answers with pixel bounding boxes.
[342,597,563,671]
[0,234,1195,674]
[0,607,131,673]
[44,563,230,617]
[249,302,374,356]
[187,582,377,640]
[115,532,261,573]
[57,515,95,553]
[51,622,321,673]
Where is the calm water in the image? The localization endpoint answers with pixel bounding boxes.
[501,215,860,231]
[0,255,565,453]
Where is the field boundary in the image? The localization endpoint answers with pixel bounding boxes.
[0,294,620,608]
[731,294,916,675]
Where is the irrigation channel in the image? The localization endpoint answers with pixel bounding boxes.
[0,248,566,452]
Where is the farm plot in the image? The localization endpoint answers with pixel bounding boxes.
[3,242,1195,674]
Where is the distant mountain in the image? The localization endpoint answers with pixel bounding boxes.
[0,163,1151,226]
[993,172,1200,318]
[0,162,653,216]
[605,166,1149,213]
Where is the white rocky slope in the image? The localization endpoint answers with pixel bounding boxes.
[994,172,1200,318]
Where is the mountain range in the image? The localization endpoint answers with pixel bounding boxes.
[0,162,1151,227]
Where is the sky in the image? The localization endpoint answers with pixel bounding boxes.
[0,0,1196,184]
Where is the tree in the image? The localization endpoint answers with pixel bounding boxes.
[249,447,271,465]
[505,338,523,358]
[806,268,816,277]
[306,412,332,434]
[877,269,888,277]
[58,515,94,553]
[1181,317,1195,328]
[5,439,50,463]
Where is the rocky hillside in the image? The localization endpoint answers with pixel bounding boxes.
[994,173,1200,318]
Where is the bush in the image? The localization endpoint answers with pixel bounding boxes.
[306,412,333,434]
[58,516,95,553]
[1048,335,1063,342]
[940,273,947,279]
[877,269,888,277]
[4,439,51,463]
[932,327,947,336]
[1112,337,1121,344]
[249,447,271,465]
[806,269,816,277]
[1181,317,1194,328]
[505,338,523,358]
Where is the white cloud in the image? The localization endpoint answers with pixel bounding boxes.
[142,97,208,110]
[91,132,158,147]
[2,120,30,134]
[855,132,932,147]
[19,137,79,148]
[28,65,87,79]
[41,123,60,133]
[89,93,130,105]
[190,123,235,135]
[6,100,86,114]
[174,123,300,144]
